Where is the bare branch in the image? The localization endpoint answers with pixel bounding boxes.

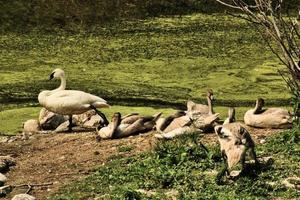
[13,182,53,188]
[215,0,243,10]
[226,12,260,24]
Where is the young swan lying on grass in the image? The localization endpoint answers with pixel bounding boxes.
[244,98,292,129]
[97,112,161,139]
[155,90,219,140]
[187,89,215,115]
[186,88,220,131]
[23,108,107,134]
[215,107,259,185]
[154,111,199,139]
[154,109,219,139]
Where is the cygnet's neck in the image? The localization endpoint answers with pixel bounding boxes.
[253,101,262,114]
[207,96,214,115]
[223,108,235,125]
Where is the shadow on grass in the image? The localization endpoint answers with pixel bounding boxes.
[240,158,275,180]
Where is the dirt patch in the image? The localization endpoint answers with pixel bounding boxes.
[0,131,156,199]
[0,126,282,199]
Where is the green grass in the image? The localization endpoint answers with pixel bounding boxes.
[0,13,291,110]
[0,107,41,135]
[118,145,135,153]
[0,12,298,200]
[50,128,300,200]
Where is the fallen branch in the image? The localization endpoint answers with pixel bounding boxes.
[0,183,53,196]
[13,182,53,188]
[13,182,53,194]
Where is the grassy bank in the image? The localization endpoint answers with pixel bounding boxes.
[0,14,290,110]
[50,128,300,199]
[0,105,266,135]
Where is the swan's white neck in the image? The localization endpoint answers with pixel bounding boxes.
[207,96,214,115]
[54,75,66,92]
[38,75,66,107]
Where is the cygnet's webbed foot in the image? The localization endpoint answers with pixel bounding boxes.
[68,124,76,132]
[95,135,102,142]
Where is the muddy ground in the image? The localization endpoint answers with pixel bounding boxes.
[0,126,281,199]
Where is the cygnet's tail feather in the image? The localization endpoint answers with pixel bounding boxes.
[140,112,162,123]
[204,113,220,125]
[121,113,139,120]
[153,112,162,122]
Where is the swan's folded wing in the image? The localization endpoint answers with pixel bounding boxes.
[50,90,103,99]
[48,90,107,105]
[45,90,108,114]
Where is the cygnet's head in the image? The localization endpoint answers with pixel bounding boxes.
[112,112,121,123]
[228,107,236,123]
[256,98,265,109]
[49,68,65,80]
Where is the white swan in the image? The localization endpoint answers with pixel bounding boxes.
[38,68,110,131]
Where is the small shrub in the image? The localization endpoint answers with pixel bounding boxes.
[118,145,135,153]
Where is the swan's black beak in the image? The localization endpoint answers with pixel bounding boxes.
[49,72,55,80]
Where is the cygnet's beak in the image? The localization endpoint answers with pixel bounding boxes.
[49,72,55,80]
